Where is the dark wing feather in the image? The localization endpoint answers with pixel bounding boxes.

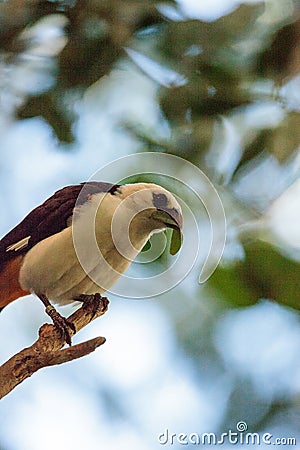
[0,181,120,270]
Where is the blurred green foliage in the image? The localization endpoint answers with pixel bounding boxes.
[1,0,175,142]
[210,240,300,309]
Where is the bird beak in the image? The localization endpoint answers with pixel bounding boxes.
[151,209,183,255]
[152,208,182,230]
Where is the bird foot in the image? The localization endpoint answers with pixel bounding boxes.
[45,305,76,346]
[37,293,76,346]
[74,293,109,320]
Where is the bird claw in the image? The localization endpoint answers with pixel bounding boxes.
[38,292,108,346]
[45,305,75,346]
[74,293,109,320]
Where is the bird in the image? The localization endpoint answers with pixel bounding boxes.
[0,182,183,344]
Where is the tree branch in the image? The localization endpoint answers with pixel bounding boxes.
[0,296,109,399]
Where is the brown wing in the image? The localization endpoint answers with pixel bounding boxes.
[0,181,120,272]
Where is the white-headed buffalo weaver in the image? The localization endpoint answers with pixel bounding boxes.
[0,182,183,343]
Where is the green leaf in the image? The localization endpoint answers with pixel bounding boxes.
[170,228,183,255]
[141,240,151,252]
[209,240,300,310]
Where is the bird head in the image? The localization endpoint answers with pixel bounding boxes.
[115,183,183,255]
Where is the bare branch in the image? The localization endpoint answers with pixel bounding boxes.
[0,296,109,399]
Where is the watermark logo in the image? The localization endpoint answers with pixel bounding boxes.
[158,422,297,446]
[72,152,226,298]
[236,421,248,432]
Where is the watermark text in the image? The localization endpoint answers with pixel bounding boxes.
[158,422,296,446]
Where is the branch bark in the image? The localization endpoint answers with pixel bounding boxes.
[0,296,109,399]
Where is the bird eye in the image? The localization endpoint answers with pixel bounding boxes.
[152,193,168,209]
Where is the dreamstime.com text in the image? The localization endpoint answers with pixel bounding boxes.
[157,422,296,446]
